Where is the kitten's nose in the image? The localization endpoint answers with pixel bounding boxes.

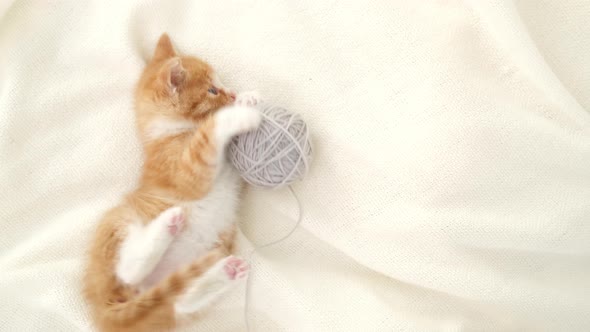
[229,92,236,101]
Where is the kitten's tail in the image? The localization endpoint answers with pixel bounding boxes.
[102,249,225,324]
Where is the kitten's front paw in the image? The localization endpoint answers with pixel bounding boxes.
[235,91,264,107]
[215,106,262,144]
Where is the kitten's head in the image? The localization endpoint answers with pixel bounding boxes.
[135,34,235,130]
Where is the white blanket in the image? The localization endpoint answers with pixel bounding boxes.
[1,1,589,331]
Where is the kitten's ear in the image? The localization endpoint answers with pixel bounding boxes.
[153,33,176,61]
[162,58,186,94]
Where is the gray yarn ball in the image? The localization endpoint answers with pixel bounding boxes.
[229,103,312,188]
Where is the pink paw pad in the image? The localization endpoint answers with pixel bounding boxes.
[223,256,249,280]
[167,212,185,236]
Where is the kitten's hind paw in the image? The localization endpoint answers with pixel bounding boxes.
[223,256,249,280]
[158,206,185,236]
[174,255,249,314]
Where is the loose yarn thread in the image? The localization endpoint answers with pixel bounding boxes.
[228,103,311,331]
[243,186,303,331]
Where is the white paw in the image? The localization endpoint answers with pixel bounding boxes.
[174,256,249,314]
[199,255,249,285]
[157,206,185,236]
[221,256,249,280]
[235,91,264,107]
[115,208,185,286]
[215,106,262,144]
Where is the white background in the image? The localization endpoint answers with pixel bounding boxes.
[0,1,589,331]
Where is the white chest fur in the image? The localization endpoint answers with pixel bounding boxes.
[140,166,242,288]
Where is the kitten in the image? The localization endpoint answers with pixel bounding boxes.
[83,33,262,332]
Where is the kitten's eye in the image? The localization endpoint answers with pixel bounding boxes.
[208,87,218,95]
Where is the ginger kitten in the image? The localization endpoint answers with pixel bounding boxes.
[83,34,262,332]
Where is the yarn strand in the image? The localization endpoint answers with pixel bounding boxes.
[244,186,304,332]
[229,103,311,330]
